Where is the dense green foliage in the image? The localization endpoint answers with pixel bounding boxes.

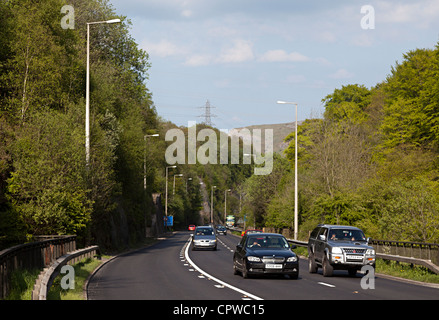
[0,0,252,250]
[1,0,438,252]
[0,0,167,250]
[243,46,439,243]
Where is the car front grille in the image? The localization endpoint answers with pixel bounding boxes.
[343,248,366,254]
[262,257,285,264]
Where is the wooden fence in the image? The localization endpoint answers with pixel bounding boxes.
[0,235,76,299]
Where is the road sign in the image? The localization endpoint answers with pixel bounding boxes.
[164,215,174,227]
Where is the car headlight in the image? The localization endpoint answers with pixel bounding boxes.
[247,256,261,262]
[287,256,297,262]
[332,247,343,254]
[366,249,375,255]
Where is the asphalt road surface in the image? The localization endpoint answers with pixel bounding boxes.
[87,231,439,300]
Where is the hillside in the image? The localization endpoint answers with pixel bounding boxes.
[228,122,301,154]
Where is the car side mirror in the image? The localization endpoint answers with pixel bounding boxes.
[367,237,371,244]
[319,235,326,241]
[236,244,242,250]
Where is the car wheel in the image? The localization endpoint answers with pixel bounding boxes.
[233,261,239,275]
[289,273,298,280]
[242,261,249,279]
[322,255,333,277]
[308,253,318,273]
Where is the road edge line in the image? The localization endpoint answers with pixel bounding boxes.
[184,237,264,301]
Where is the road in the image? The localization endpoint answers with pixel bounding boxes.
[87,231,439,301]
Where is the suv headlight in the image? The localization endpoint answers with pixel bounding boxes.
[287,256,297,262]
[366,249,375,255]
[332,247,343,254]
[247,256,261,262]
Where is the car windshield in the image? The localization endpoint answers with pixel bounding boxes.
[328,229,366,241]
[196,228,214,236]
[246,235,289,249]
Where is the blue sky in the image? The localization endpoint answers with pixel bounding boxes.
[110,0,439,130]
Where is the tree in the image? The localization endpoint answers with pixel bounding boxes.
[1,0,80,122]
[361,176,439,242]
[322,84,371,125]
[6,110,92,235]
[242,154,290,228]
[380,48,439,150]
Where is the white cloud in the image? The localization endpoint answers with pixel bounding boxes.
[317,31,337,43]
[181,9,193,18]
[352,33,374,47]
[329,68,354,79]
[183,40,255,66]
[377,0,439,25]
[315,57,332,67]
[142,39,182,58]
[184,54,213,67]
[217,39,255,63]
[259,50,310,63]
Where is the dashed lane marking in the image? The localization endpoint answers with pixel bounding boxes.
[318,282,336,288]
[184,237,263,301]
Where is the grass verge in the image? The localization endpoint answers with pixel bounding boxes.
[375,259,439,284]
[47,257,104,300]
[5,268,41,300]
[5,237,160,300]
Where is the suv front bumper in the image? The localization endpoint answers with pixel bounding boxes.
[330,253,375,266]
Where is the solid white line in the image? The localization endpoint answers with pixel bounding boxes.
[184,237,264,301]
[318,282,336,288]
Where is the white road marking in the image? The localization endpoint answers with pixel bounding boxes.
[318,282,336,288]
[184,237,264,301]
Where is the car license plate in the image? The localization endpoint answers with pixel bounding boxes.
[346,255,363,260]
[265,264,282,269]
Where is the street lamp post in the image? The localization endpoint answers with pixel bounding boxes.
[224,189,231,225]
[277,100,299,240]
[211,186,217,225]
[165,166,177,218]
[86,18,121,167]
[143,133,159,237]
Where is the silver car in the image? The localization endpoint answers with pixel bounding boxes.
[192,226,217,250]
[308,224,375,277]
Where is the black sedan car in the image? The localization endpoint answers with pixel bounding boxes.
[216,225,227,235]
[233,233,299,279]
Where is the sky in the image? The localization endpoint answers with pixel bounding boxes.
[110,0,439,130]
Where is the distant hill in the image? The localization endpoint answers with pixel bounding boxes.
[228,122,301,154]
